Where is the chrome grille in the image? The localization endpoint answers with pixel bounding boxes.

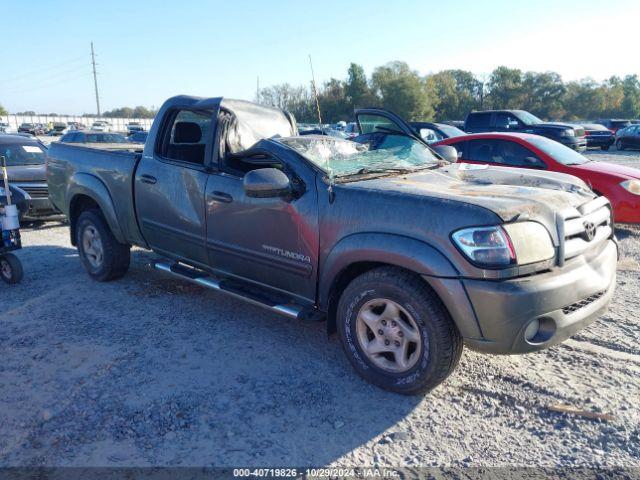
[562,291,606,315]
[560,196,612,261]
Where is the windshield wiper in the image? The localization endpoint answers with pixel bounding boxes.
[356,167,413,174]
[343,165,437,177]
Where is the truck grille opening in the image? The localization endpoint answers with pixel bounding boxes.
[562,291,606,315]
[561,197,612,261]
[18,185,49,198]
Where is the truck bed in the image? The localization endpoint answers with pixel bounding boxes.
[46,142,146,246]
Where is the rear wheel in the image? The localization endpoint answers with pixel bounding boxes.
[337,267,462,395]
[0,253,23,284]
[616,139,625,151]
[76,209,130,281]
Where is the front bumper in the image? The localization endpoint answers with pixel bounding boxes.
[559,137,588,151]
[586,136,614,148]
[19,198,60,220]
[459,239,617,354]
[613,196,640,224]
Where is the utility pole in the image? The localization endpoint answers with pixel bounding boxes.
[91,42,101,116]
[256,76,260,104]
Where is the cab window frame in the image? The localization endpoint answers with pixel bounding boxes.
[154,107,214,171]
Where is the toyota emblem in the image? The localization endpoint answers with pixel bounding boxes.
[583,221,596,241]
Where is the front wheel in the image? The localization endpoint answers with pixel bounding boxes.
[616,140,625,151]
[0,253,24,284]
[337,267,462,395]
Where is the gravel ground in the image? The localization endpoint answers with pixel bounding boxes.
[1,150,639,469]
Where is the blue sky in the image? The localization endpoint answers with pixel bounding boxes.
[1,0,638,114]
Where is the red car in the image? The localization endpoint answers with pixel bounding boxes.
[434,133,640,223]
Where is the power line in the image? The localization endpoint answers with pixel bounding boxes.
[0,72,93,96]
[1,63,90,93]
[0,55,88,83]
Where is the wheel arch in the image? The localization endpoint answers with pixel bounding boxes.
[67,173,126,246]
[319,233,461,334]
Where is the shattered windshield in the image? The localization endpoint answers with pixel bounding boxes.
[278,133,439,181]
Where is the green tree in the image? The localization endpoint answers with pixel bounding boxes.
[345,63,374,109]
[101,106,157,118]
[520,71,566,119]
[371,61,434,120]
[259,83,317,123]
[428,69,482,120]
[621,75,640,118]
[600,76,625,118]
[318,78,350,122]
[0,104,9,115]
[486,66,524,109]
[563,80,603,119]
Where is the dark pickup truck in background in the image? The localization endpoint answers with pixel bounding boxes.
[46,96,617,394]
[465,109,587,151]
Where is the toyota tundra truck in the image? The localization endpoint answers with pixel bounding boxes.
[46,96,618,395]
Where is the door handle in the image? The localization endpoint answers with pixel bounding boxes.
[208,191,233,203]
[140,174,157,185]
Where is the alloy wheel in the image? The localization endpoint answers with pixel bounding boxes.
[355,298,423,373]
[82,225,104,268]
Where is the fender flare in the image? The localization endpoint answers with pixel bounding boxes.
[66,172,126,244]
[318,232,459,310]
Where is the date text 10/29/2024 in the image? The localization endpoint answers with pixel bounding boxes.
[233,468,401,478]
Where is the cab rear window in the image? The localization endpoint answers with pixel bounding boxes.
[465,113,491,129]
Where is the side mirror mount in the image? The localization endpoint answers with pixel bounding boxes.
[243,168,291,198]
[432,145,458,163]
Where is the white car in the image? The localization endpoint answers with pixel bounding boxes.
[0,122,17,134]
[91,121,112,132]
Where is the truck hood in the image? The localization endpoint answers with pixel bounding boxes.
[534,122,574,130]
[345,163,595,222]
[7,164,46,182]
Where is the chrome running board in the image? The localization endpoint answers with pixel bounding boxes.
[152,260,305,319]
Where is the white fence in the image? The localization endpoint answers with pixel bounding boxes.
[0,114,155,133]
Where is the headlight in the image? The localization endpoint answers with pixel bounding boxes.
[503,222,555,265]
[451,226,516,267]
[620,179,640,195]
[559,129,576,137]
[452,222,554,268]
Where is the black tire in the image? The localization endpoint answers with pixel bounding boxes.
[601,145,609,151]
[616,140,624,151]
[0,253,24,284]
[337,267,462,395]
[76,209,130,281]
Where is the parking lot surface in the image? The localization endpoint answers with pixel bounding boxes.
[1,151,639,468]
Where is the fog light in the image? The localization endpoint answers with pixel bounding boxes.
[524,319,540,341]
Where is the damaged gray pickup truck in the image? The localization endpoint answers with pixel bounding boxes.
[46,96,618,394]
